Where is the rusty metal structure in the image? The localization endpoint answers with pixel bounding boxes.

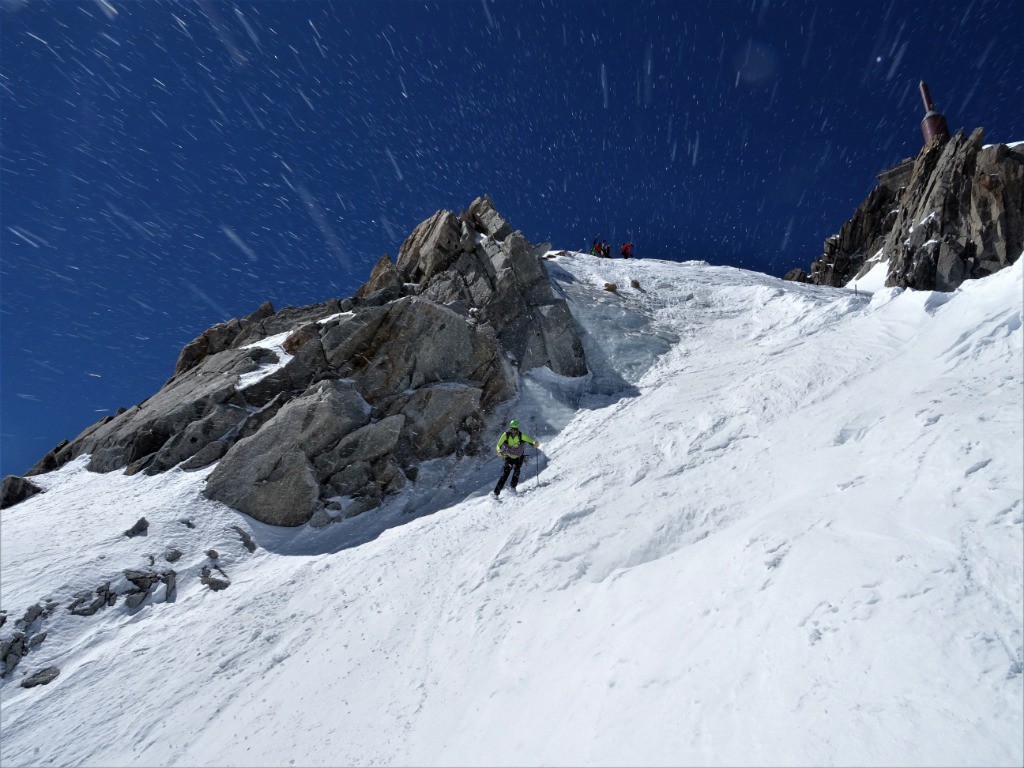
[919,81,951,145]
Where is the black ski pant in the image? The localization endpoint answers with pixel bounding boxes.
[494,455,524,494]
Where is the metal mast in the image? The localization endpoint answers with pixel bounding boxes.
[919,81,951,145]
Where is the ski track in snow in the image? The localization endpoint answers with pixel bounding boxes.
[2,254,1022,767]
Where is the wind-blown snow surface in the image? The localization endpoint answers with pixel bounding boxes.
[2,255,1022,767]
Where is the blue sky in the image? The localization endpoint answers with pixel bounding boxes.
[2,0,1021,476]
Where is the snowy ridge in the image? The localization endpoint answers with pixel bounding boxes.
[1,255,1021,766]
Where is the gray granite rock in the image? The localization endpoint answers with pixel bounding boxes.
[800,129,1023,291]
[20,666,59,688]
[1,475,44,509]
[124,518,149,538]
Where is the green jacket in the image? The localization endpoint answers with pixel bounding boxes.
[496,430,538,458]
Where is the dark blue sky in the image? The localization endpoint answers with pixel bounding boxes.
[2,0,1021,476]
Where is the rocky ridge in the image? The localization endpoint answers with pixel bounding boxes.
[10,196,587,528]
[788,129,1023,290]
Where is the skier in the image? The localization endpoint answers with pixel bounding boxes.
[620,242,634,258]
[590,237,601,255]
[493,420,541,497]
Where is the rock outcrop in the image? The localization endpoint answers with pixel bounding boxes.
[20,666,60,688]
[792,129,1023,290]
[1,475,43,509]
[1,601,59,678]
[25,197,587,527]
[124,517,149,538]
[1,510,263,686]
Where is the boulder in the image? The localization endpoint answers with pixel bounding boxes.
[124,517,149,538]
[465,194,514,240]
[530,302,588,376]
[232,525,257,553]
[322,460,371,499]
[20,666,59,688]
[357,284,403,307]
[782,269,808,283]
[204,380,372,526]
[201,566,230,591]
[355,254,404,299]
[163,571,177,601]
[396,209,463,284]
[205,446,319,528]
[1,475,44,509]
[68,583,116,616]
[125,591,149,609]
[20,603,44,627]
[1,633,27,676]
[123,569,160,591]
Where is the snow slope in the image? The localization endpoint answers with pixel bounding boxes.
[2,254,1022,767]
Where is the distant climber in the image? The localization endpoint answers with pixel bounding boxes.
[590,237,601,255]
[493,420,541,497]
[601,241,611,258]
[620,242,634,258]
